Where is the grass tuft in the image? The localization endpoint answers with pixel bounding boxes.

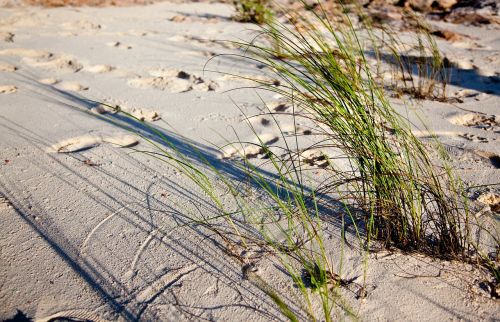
[224,1,469,257]
[232,0,273,25]
[375,11,450,100]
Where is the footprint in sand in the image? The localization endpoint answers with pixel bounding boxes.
[0,31,14,42]
[221,134,279,159]
[248,117,313,135]
[23,54,82,73]
[91,103,160,122]
[56,81,88,92]
[51,134,138,153]
[300,149,330,168]
[84,64,115,74]
[107,41,132,50]
[221,144,263,159]
[148,69,215,91]
[129,76,192,93]
[449,113,499,130]
[128,69,218,93]
[51,135,101,153]
[0,85,17,94]
[127,107,161,122]
[0,63,17,72]
[0,48,50,59]
[458,133,489,143]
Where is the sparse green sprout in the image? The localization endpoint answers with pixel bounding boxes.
[358,7,450,100]
[385,12,449,100]
[233,0,273,24]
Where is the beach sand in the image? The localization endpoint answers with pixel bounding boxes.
[0,1,499,321]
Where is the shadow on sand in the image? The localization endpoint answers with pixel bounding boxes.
[0,75,356,321]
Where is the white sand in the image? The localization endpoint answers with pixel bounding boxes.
[0,1,499,321]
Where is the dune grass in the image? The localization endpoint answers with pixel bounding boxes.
[228,0,500,294]
[224,1,470,256]
[99,0,499,319]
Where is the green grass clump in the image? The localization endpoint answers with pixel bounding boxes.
[226,1,469,257]
[353,4,449,100]
[233,0,273,24]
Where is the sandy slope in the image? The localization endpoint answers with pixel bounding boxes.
[0,1,499,321]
